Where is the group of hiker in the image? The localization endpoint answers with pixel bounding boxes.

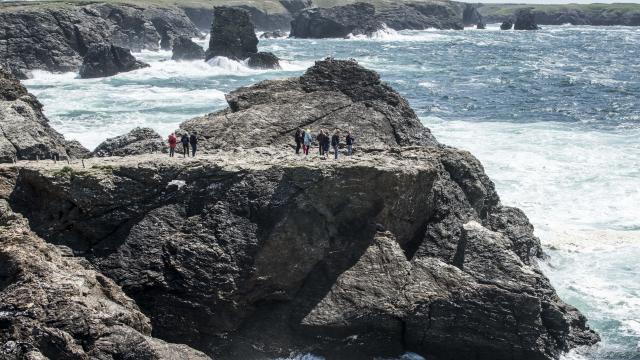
[166,128,354,159]
[168,133,198,157]
[294,128,354,159]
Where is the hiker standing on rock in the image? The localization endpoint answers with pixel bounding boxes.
[322,129,331,159]
[331,130,340,160]
[317,129,326,156]
[168,133,177,157]
[190,133,198,157]
[180,133,190,157]
[294,128,303,154]
[303,129,311,155]
[346,131,354,156]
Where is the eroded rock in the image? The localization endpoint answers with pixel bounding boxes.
[205,7,258,61]
[171,36,205,61]
[79,44,149,79]
[290,3,384,38]
[515,9,541,30]
[91,127,165,157]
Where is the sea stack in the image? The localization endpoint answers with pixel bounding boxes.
[79,44,149,79]
[514,9,540,30]
[500,20,514,30]
[205,6,280,69]
[171,36,205,61]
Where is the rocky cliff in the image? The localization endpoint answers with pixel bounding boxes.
[0,59,598,360]
[479,3,640,26]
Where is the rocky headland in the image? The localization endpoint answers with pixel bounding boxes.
[0,58,599,360]
[479,3,640,26]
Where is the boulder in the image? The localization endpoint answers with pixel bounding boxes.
[290,3,384,38]
[477,22,486,29]
[247,52,281,69]
[514,9,541,30]
[260,30,287,39]
[181,58,436,151]
[205,7,258,61]
[0,67,88,162]
[500,20,513,30]
[91,127,165,157]
[79,44,149,79]
[463,3,483,27]
[171,36,205,61]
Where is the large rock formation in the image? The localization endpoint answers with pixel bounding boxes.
[171,36,205,61]
[290,3,384,38]
[91,127,165,157]
[478,3,640,26]
[0,67,88,162]
[79,44,149,79]
[204,6,280,69]
[500,20,514,30]
[1,59,599,360]
[514,9,541,30]
[462,3,483,27]
[0,2,200,78]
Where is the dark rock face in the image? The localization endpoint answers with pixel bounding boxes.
[260,30,287,39]
[515,9,541,30]
[0,3,199,78]
[501,20,514,30]
[0,197,211,360]
[91,127,165,157]
[205,7,258,61]
[247,52,281,69]
[79,44,149,79]
[280,0,313,15]
[377,2,464,31]
[0,67,87,162]
[479,5,640,26]
[182,58,436,150]
[463,3,483,27]
[1,59,598,360]
[171,36,205,61]
[290,3,384,38]
[477,22,486,29]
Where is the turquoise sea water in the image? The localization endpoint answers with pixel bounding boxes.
[23,24,640,359]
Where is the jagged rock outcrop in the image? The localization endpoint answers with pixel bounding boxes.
[0,2,199,78]
[376,2,464,31]
[1,59,598,360]
[0,197,211,360]
[171,36,205,61]
[515,9,541,30]
[79,44,149,79]
[478,4,640,26]
[290,3,384,38]
[0,67,88,162]
[280,0,313,15]
[500,20,514,30]
[204,6,280,69]
[462,3,483,27]
[181,58,436,150]
[260,30,288,39]
[91,127,165,157]
[477,22,486,29]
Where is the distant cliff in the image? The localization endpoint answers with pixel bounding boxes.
[479,3,640,26]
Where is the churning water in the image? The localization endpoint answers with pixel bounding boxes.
[22,24,640,360]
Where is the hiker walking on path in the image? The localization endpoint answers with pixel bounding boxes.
[180,133,190,157]
[168,133,177,157]
[302,129,312,155]
[331,130,340,160]
[294,128,303,154]
[346,131,354,156]
[190,133,198,157]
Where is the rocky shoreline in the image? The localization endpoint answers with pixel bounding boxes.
[0,58,599,359]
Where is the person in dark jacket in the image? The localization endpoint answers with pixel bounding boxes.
[317,130,325,156]
[294,128,303,154]
[331,130,340,160]
[322,129,330,158]
[189,133,198,157]
[345,131,354,156]
[180,134,190,157]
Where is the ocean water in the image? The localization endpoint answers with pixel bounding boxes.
[22,25,640,359]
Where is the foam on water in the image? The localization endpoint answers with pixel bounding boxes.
[21,25,640,359]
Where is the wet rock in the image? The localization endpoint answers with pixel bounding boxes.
[91,127,165,157]
[171,36,205,61]
[500,20,514,30]
[79,44,149,79]
[247,52,281,69]
[515,9,541,30]
[463,4,483,27]
[290,3,384,38]
[0,3,199,78]
[205,7,258,61]
[260,30,287,39]
[477,22,486,29]
[0,67,87,162]
[374,2,464,30]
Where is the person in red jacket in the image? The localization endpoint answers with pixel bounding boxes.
[168,133,177,157]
